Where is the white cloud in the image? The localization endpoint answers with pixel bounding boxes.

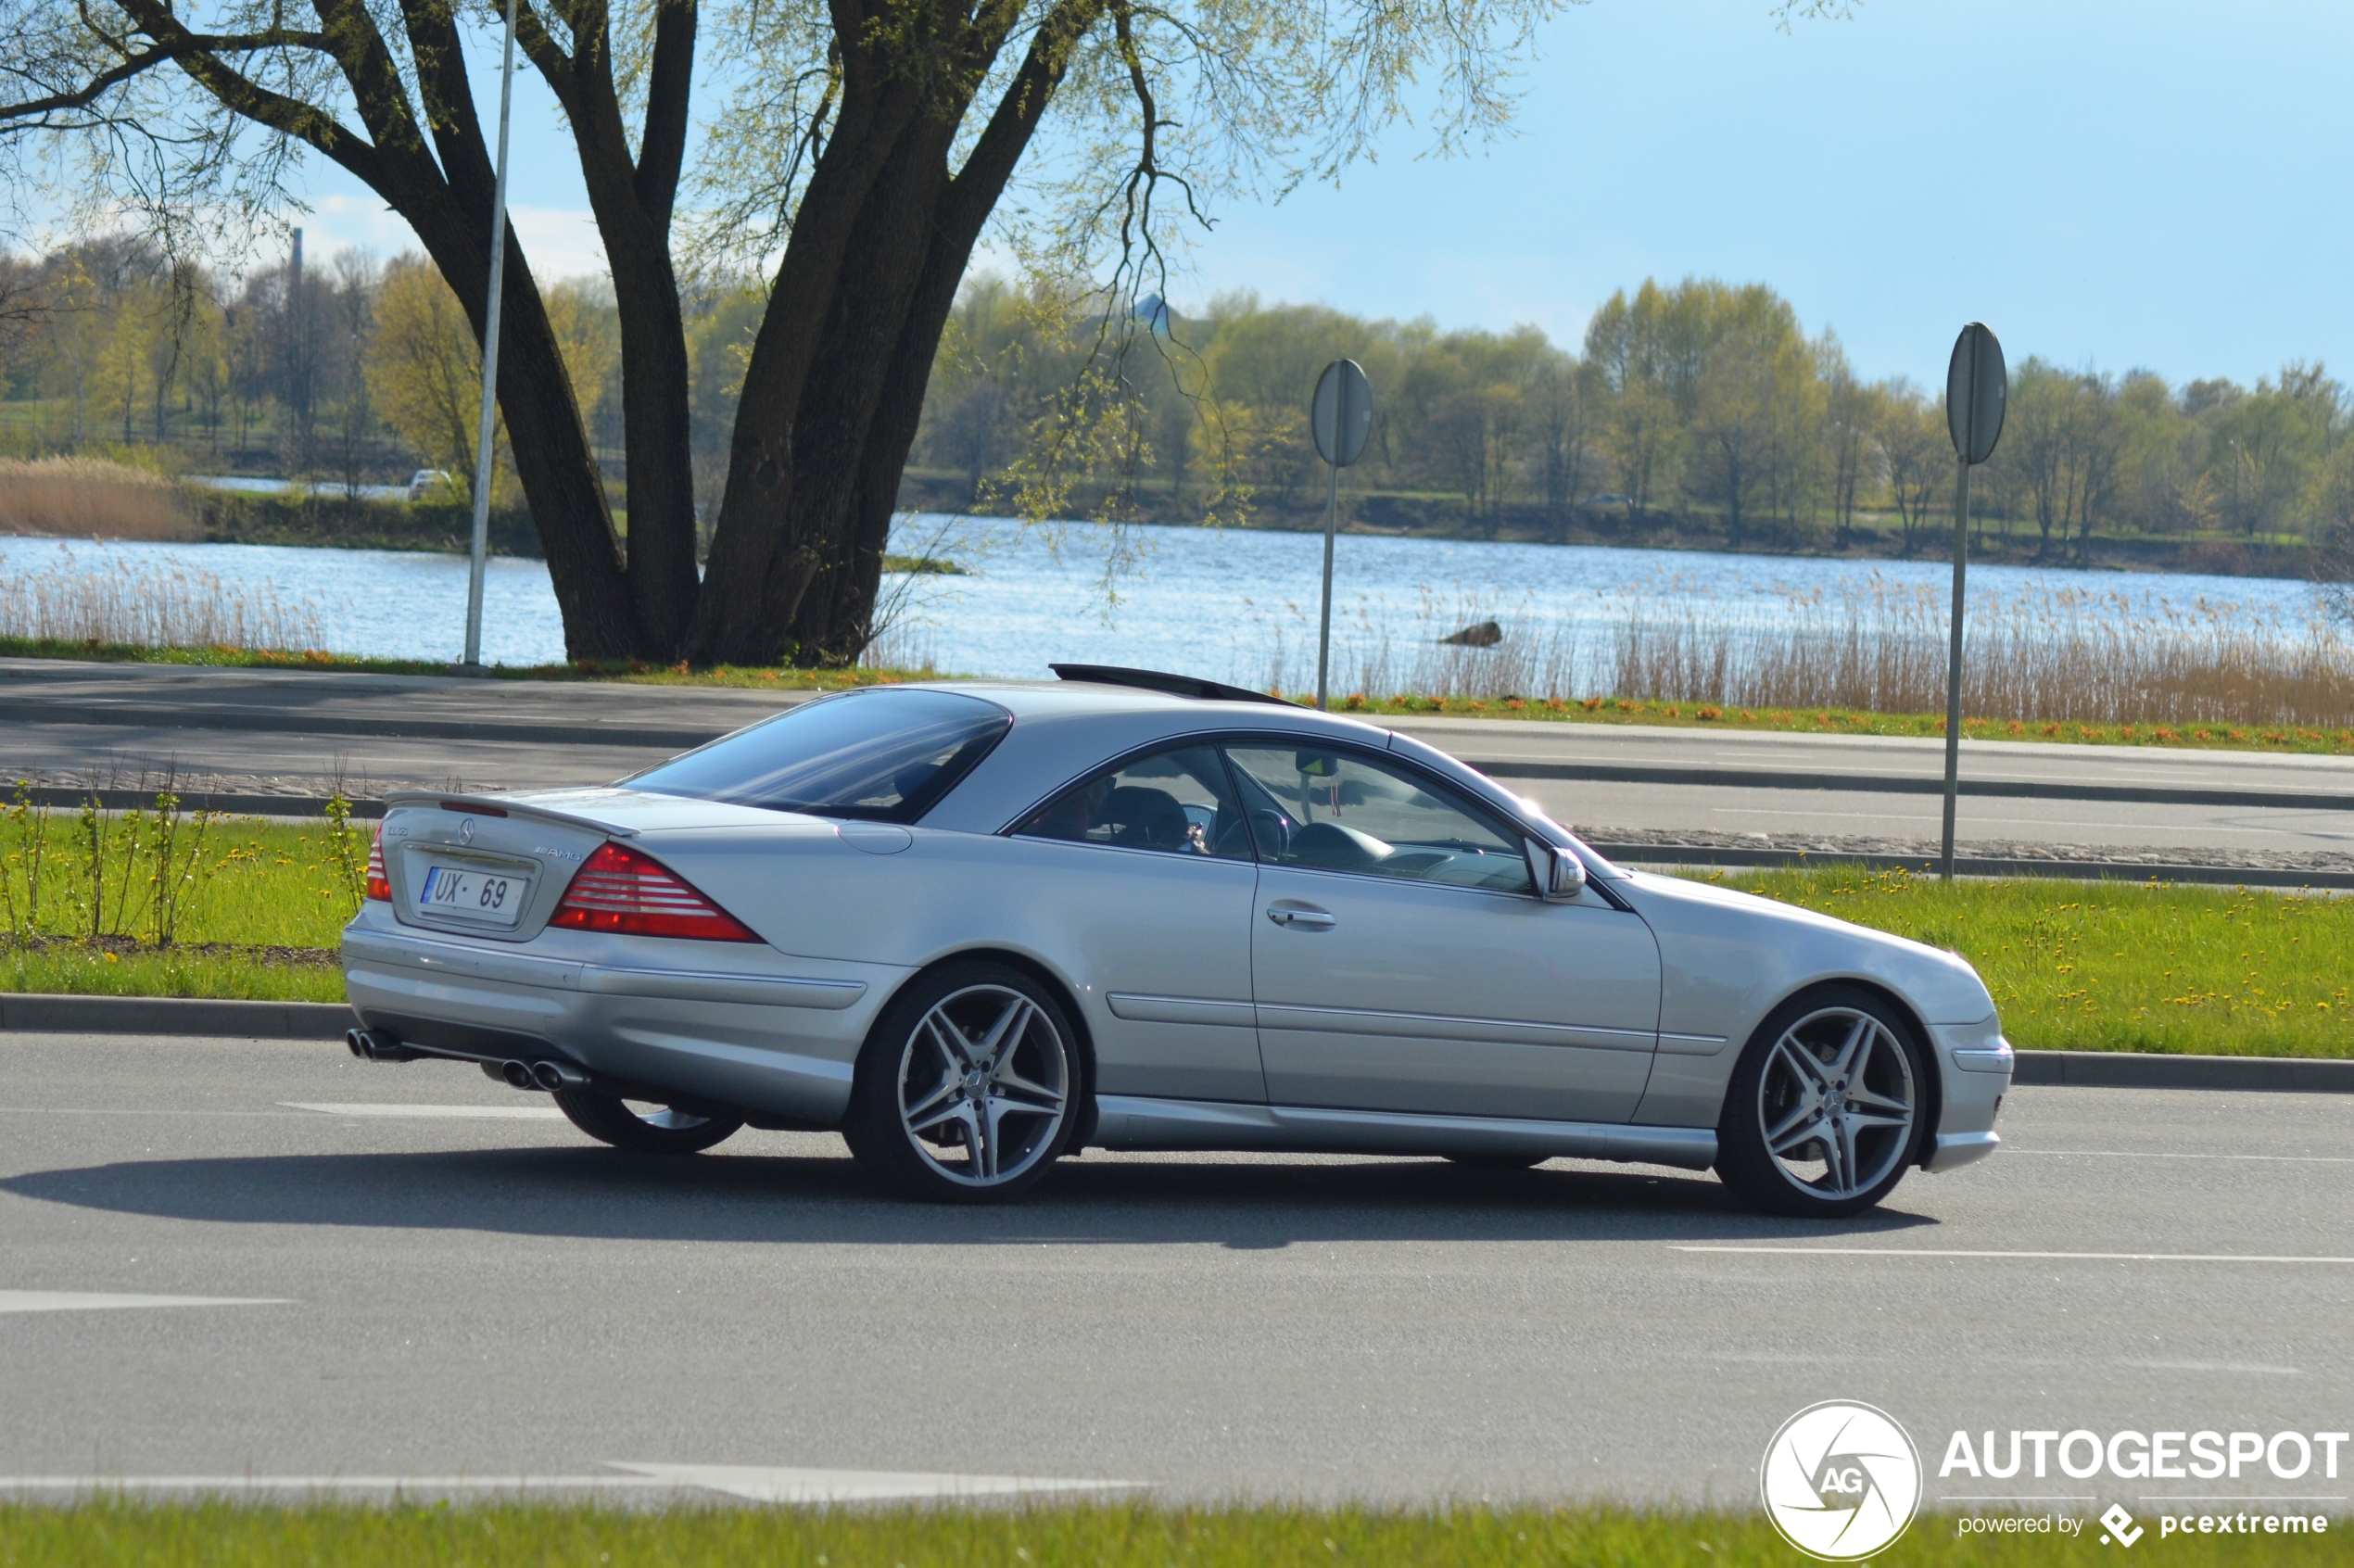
[283,198,608,285]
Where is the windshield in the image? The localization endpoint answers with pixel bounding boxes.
[624,689,1011,822]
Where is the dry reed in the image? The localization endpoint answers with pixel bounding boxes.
[0,458,196,541]
[0,546,323,651]
[1276,576,2354,730]
[1609,580,2354,729]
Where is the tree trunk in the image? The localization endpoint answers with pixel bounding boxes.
[414,205,639,661]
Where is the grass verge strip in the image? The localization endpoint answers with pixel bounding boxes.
[0,1501,2341,1567]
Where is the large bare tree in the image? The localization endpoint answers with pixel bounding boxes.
[0,0,1570,663]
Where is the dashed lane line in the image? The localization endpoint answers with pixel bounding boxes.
[0,1291,289,1314]
[1674,1246,2354,1264]
[280,1102,566,1120]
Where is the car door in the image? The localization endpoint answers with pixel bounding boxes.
[1224,741,1662,1124]
[1003,741,1266,1104]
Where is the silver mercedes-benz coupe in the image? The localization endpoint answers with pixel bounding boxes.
[341,666,2011,1215]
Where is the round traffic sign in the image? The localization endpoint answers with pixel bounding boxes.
[1945,322,2006,466]
[1312,359,1373,468]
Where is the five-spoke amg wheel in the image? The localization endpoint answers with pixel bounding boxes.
[1715,987,1926,1218]
[845,963,1079,1203]
[552,1089,744,1154]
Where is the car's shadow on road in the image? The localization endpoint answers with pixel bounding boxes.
[1,1142,1941,1247]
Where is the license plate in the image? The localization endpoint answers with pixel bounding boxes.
[416,862,533,927]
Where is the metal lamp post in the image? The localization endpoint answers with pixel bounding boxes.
[460,0,521,670]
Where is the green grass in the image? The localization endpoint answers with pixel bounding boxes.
[0,1502,2338,1568]
[0,636,945,689]
[8,812,2349,1058]
[1323,690,2354,755]
[1,811,355,1000]
[0,943,341,1001]
[1711,865,2354,1057]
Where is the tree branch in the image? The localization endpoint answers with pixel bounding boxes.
[108,0,391,189]
[631,0,695,222]
[512,0,585,120]
[0,30,331,124]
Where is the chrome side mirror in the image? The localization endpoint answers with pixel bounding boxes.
[1526,839,1587,901]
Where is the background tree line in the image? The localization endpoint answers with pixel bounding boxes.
[912,274,2354,564]
[5,243,2349,569]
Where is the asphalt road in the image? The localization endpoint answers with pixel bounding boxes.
[4,1032,2351,1508]
[10,658,2354,856]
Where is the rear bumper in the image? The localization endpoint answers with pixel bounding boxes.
[340,916,905,1123]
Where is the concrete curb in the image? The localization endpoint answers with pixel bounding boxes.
[0,993,354,1039]
[1596,843,2354,891]
[2011,1049,2354,1093]
[19,787,384,819]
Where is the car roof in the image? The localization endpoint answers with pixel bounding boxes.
[895,677,1247,719]
[909,678,1409,834]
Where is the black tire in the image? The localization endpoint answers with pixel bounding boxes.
[1715,985,1929,1219]
[552,1089,743,1155]
[844,961,1080,1204]
[1443,1152,1547,1170]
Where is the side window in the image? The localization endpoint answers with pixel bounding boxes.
[1222,745,1534,893]
[1012,745,1254,861]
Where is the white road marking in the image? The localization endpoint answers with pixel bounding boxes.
[0,1107,319,1118]
[603,1462,1145,1502]
[0,1464,1145,1501]
[1710,805,2314,836]
[0,1291,289,1315]
[0,1476,643,1494]
[1675,1246,2354,1264]
[281,1102,565,1120]
[2010,1148,2354,1165]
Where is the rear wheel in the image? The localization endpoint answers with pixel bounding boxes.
[552,1090,743,1155]
[1715,987,1927,1219]
[844,962,1079,1203]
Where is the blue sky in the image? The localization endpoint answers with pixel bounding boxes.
[289,0,2352,390]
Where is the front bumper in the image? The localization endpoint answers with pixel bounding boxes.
[340,912,907,1123]
[1923,1017,2012,1172]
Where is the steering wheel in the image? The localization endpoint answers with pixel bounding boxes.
[1246,808,1293,860]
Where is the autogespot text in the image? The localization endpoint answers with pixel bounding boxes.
[1940,1429,2350,1481]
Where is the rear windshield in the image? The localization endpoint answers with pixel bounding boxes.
[624,688,1011,822]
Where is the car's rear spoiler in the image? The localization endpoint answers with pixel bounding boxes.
[381,790,640,839]
[1049,663,1291,706]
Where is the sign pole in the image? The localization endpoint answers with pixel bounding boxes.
[462,0,520,670]
[1939,454,1970,880]
[1308,359,1373,711]
[1938,322,2007,883]
[1316,455,1338,711]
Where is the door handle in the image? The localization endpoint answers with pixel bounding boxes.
[1266,906,1335,929]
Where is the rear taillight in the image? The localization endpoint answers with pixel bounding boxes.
[548,842,759,942]
[364,827,390,902]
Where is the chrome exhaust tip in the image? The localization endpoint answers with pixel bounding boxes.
[530,1060,588,1092]
[500,1059,538,1090]
[347,1029,418,1063]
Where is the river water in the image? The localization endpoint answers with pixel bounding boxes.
[0,516,2325,685]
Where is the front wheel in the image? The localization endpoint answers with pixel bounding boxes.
[1715,987,1927,1218]
[552,1089,743,1155]
[844,962,1079,1203]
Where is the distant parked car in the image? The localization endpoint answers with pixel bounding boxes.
[340,666,2011,1214]
[1587,492,1634,508]
[405,469,453,501]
